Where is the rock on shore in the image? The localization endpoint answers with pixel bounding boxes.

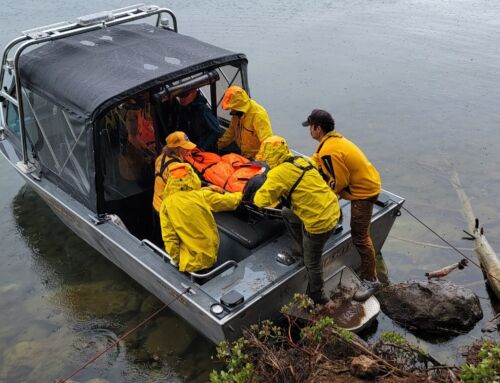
[378,280,483,335]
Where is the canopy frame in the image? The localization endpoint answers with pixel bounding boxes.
[0,4,177,169]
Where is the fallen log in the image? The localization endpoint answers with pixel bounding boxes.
[450,170,500,300]
[425,259,468,280]
[481,312,500,333]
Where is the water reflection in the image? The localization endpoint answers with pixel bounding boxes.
[3,186,215,383]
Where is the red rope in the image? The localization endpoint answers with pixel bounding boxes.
[58,287,191,383]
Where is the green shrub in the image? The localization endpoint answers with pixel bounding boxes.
[460,342,499,383]
[380,331,407,346]
[210,339,254,383]
[280,293,314,315]
[300,316,354,343]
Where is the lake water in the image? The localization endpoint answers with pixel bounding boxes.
[1,1,499,382]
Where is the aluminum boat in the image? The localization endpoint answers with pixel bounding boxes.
[0,5,404,343]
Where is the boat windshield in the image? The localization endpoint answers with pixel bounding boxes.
[98,98,157,202]
[22,88,95,207]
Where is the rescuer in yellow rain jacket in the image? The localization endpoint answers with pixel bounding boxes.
[152,131,199,213]
[303,109,381,302]
[217,86,273,159]
[253,136,340,308]
[159,163,242,272]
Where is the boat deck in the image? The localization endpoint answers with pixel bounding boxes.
[203,198,374,304]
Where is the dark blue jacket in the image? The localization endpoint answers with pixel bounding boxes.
[175,92,223,151]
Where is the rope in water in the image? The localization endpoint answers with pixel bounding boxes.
[388,234,475,252]
[399,204,500,285]
[57,287,191,383]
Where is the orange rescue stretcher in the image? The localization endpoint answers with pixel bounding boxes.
[185,150,264,193]
[184,149,282,219]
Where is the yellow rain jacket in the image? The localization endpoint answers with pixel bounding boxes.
[254,136,340,234]
[218,86,273,159]
[159,163,242,272]
[152,152,183,212]
[311,131,381,200]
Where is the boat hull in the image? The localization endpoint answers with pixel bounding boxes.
[1,139,404,344]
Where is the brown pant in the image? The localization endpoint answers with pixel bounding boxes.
[350,196,378,281]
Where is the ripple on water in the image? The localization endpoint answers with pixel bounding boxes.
[73,328,122,361]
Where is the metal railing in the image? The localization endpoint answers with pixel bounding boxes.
[189,261,238,281]
[141,239,174,264]
[141,239,238,281]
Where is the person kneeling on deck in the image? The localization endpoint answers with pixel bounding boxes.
[159,162,243,272]
[252,136,340,309]
[303,109,382,301]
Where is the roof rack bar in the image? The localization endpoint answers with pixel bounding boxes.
[110,3,147,15]
[22,21,73,39]
[0,4,177,87]
[17,5,175,41]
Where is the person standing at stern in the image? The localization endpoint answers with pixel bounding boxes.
[303,109,382,301]
[252,136,340,309]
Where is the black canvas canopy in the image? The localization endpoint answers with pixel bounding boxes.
[19,23,246,119]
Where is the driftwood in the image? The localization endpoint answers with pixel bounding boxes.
[481,312,500,333]
[450,170,500,299]
[425,259,468,280]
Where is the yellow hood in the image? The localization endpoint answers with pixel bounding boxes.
[162,163,201,198]
[255,136,293,169]
[221,86,251,113]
